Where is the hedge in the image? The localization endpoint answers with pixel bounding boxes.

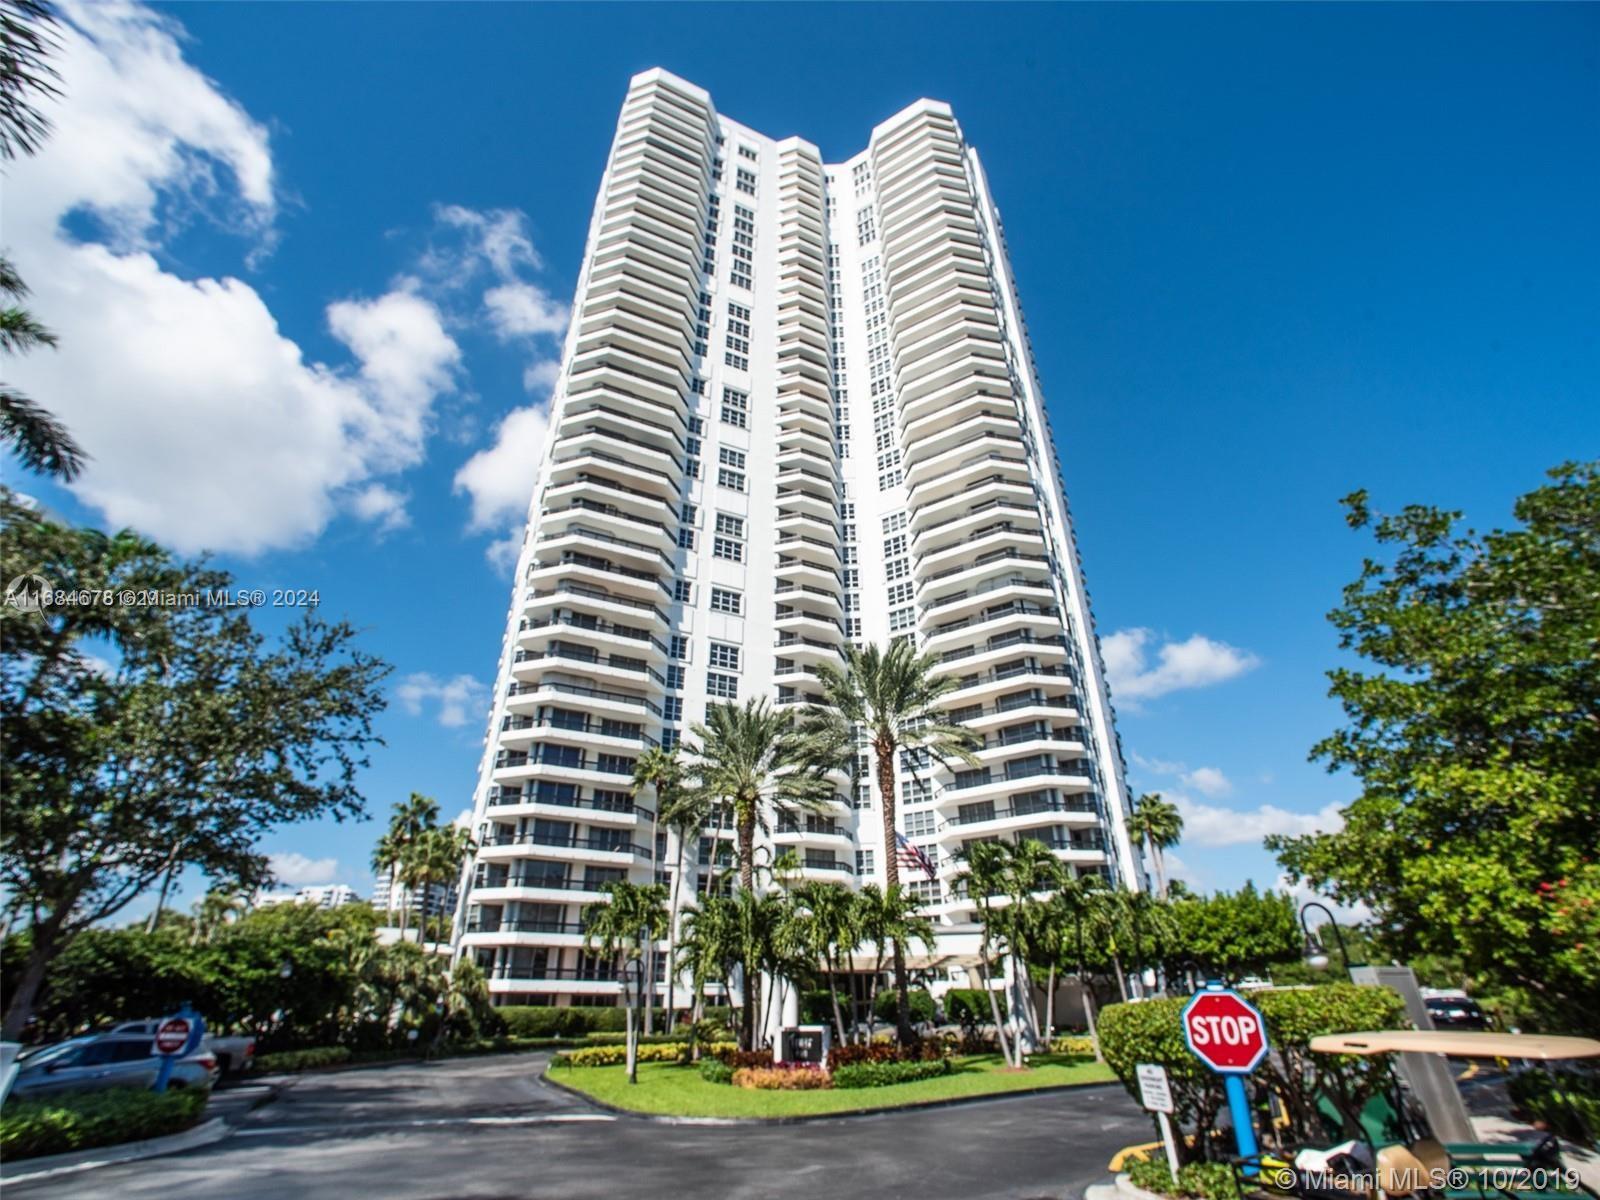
[497,1005,627,1038]
[872,986,936,1026]
[255,1045,353,1072]
[1508,1066,1600,1143]
[1126,1156,1241,1200]
[561,1043,688,1067]
[1099,984,1408,1161]
[1050,1034,1097,1057]
[733,1065,833,1090]
[0,1087,208,1161]
[832,1057,953,1089]
[943,987,1005,1028]
[698,1057,735,1084]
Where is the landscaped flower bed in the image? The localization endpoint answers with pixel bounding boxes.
[732,1065,833,1090]
[0,1088,208,1161]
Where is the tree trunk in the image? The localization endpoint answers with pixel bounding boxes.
[144,855,181,934]
[826,952,849,1045]
[875,737,914,1046]
[1044,965,1056,1046]
[664,835,685,1031]
[1081,975,1103,1060]
[864,954,884,1044]
[737,806,756,1051]
[1153,841,1168,900]
[979,949,1014,1066]
[2,916,64,1040]
[1111,951,1129,1003]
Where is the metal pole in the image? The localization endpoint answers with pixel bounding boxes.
[1298,901,1357,971]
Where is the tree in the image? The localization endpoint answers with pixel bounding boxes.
[1165,884,1301,985]
[682,699,835,1050]
[850,882,935,1046]
[0,2,84,481]
[0,493,390,1039]
[406,823,475,945]
[677,894,740,1059]
[634,745,692,1029]
[1032,875,1105,1053]
[790,880,857,1044]
[1129,793,1183,899]
[808,639,979,1044]
[1269,463,1600,1034]
[372,794,440,942]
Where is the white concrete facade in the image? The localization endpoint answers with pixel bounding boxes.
[455,69,1143,1008]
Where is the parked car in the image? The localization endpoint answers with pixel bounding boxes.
[9,1031,218,1100]
[107,1020,255,1076]
[1425,995,1492,1030]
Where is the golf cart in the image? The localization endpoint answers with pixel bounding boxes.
[1231,1030,1600,1200]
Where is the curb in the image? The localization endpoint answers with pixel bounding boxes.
[0,1115,231,1185]
[541,1066,1121,1125]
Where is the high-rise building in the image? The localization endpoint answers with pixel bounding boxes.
[372,866,458,924]
[455,69,1143,1009]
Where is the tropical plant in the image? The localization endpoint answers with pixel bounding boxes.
[677,895,741,1057]
[634,745,696,1028]
[1130,793,1183,899]
[404,823,475,945]
[1270,463,1600,1034]
[850,882,935,1045]
[0,2,83,481]
[808,639,979,1044]
[371,793,439,941]
[0,493,390,1040]
[789,880,857,1043]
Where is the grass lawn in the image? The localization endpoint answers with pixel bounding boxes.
[545,1053,1117,1118]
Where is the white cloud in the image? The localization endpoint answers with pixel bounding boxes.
[453,403,551,568]
[1182,766,1233,797]
[427,204,542,282]
[347,483,410,533]
[485,282,569,340]
[1273,876,1372,924]
[268,852,339,886]
[3,2,460,554]
[522,359,562,394]
[1103,628,1261,707]
[395,671,488,728]
[1173,792,1346,848]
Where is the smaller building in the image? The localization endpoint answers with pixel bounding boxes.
[255,883,360,910]
[371,866,457,923]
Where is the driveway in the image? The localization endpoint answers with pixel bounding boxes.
[6,1052,1148,1200]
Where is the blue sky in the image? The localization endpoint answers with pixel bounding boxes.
[8,2,1597,917]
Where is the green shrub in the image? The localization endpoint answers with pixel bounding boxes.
[832,1057,953,1089]
[1508,1067,1600,1143]
[943,987,1005,1029]
[713,1047,774,1070]
[873,986,936,1025]
[496,1005,627,1038]
[0,1088,208,1161]
[801,990,850,1026]
[698,1057,735,1084]
[560,1043,687,1068]
[1126,1156,1241,1200]
[732,1065,833,1090]
[254,1045,352,1072]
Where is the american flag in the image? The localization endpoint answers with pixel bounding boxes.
[895,832,937,881]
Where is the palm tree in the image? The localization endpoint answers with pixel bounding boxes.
[408,824,476,945]
[678,894,740,1059]
[372,793,440,940]
[190,887,251,946]
[850,882,936,1044]
[1129,792,1183,899]
[790,880,857,1043]
[992,837,1067,1053]
[809,640,979,1045]
[583,879,670,1072]
[634,745,695,1029]
[1033,875,1100,1050]
[955,840,1020,1065]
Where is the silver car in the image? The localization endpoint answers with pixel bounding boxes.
[10,1032,218,1100]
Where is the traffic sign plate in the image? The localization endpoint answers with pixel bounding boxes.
[1181,988,1269,1074]
[1136,1063,1174,1113]
[153,1016,192,1056]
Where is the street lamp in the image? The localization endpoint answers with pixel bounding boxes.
[1299,901,1356,974]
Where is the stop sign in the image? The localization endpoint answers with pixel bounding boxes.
[1181,988,1269,1073]
[153,1016,192,1056]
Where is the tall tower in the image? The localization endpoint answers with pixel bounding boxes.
[457,69,1143,1009]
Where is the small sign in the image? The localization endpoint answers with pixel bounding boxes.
[778,1025,831,1066]
[1136,1062,1173,1113]
[153,1016,192,1057]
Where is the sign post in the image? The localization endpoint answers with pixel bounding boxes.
[150,1004,205,1093]
[1181,985,1268,1171]
[1136,1063,1181,1184]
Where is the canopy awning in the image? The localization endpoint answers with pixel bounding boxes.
[1309,1030,1600,1060]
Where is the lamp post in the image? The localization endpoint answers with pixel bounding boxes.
[1298,901,1356,975]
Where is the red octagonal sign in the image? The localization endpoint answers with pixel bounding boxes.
[1181,988,1269,1074]
[154,1016,192,1056]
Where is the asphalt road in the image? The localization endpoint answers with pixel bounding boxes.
[6,1052,1148,1200]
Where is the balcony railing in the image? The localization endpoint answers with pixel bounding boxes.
[506,679,662,717]
[482,831,653,859]
[939,632,1068,665]
[513,644,666,685]
[945,796,1099,826]
[921,574,1053,613]
[491,964,622,982]
[519,614,669,655]
[486,786,651,819]
[929,602,1058,638]
[920,549,1051,586]
[467,919,587,935]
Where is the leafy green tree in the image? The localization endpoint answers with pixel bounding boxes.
[0,494,390,1039]
[1165,884,1302,984]
[808,640,979,1044]
[0,2,84,480]
[1129,793,1183,899]
[406,823,475,946]
[850,882,935,1046]
[677,894,740,1058]
[372,793,440,940]
[1269,463,1600,1033]
[789,880,857,1043]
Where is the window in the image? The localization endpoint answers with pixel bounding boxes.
[710,587,742,614]
[713,536,744,562]
[673,580,693,603]
[718,447,746,470]
[687,435,702,457]
[689,416,704,435]
[738,144,758,161]
[904,810,937,838]
[670,635,690,660]
[677,527,696,549]
[715,513,745,538]
[856,849,875,875]
[901,778,932,805]
[846,616,863,638]
[887,581,914,606]
[707,671,739,699]
[686,457,700,478]
[735,167,757,195]
[663,696,683,722]
[665,665,685,690]
[889,606,915,632]
[883,534,907,559]
[721,386,748,428]
[885,558,909,582]
[718,468,745,492]
[681,502,698,524]
[708,642,741,671]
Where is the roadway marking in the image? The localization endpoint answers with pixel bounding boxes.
[234,1113,617,1136]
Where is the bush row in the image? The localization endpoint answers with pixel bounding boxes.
[497,1006,629,1037]
[1049,1035,1097,1056]
[561,1043,687,1068]
[1125,1156,1240,1200]
[827,1040,945,1069]
[732,1065,833,1090]
[698,1058,735,1084]
[832,1058,954,1089]
[0,1087,209,1161]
